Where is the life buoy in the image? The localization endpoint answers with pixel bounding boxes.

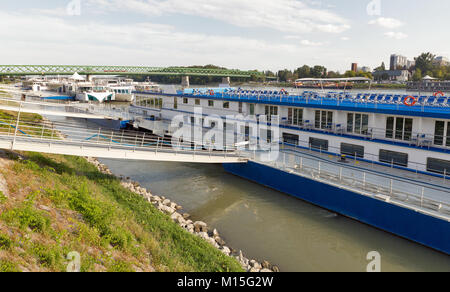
[280,88,288,95]
[403,96,417,106]
[434,91,444,97]
[209,90,215,96]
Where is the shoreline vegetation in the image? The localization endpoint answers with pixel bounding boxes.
[0,110,278,272]
[236,81,407,90]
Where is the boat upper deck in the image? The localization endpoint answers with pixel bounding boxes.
[136,89,450,119]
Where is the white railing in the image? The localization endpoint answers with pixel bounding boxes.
[0,116,242,160]
[237,148,450,218]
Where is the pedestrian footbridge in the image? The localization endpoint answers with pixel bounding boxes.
[0,117,246,164]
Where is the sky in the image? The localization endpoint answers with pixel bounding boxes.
[1,0,450,73]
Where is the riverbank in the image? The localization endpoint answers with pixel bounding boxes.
[0,150,247,272]
[0,110,245,272]
[88,157,280,273]
[0,110,278,272]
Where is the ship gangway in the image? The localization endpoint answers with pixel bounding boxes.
[0,116,246,164]
[0,97,131,120]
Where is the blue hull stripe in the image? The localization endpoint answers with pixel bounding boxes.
[223,161,450,255]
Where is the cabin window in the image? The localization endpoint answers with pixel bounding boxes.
[249,104,255,115]
[288,108,303,126]
[385,116,413,141]
[173,97,178,109]
[183,98,188,104]
[223,101,230,109]
[190,117,195,124]
[309,137,328,151]
[265,106,278,122]
[239,102,243,114]
[195,99,200,105]
[434,121,450,147]
[347,113,369,135]
[379,149,408,167]
[341,143,364,158]
[208,100,214,107]
[283,133,299,146]
[427,158,450,175]
[315,111,333,129]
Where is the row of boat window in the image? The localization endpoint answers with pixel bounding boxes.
[113,89,131,94]
[135,97,163,109]
[143,96,449,148]
[282,134,450,175]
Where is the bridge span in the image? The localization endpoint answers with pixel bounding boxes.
[0,65,268,79]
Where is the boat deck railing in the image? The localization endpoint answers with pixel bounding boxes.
[278,120,450,152]
[175,89,450,114]
[238,147,450,220]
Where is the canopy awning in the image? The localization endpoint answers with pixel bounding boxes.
[422,75,437,81]
[70,72,85,81]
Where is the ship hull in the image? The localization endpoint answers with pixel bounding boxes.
[223,161,450,255]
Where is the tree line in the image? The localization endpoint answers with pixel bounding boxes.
[128,54,450,84]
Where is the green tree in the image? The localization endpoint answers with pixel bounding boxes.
[412,68,422,81]
[311,66,327,78]
[414,52,435,74]
[295,65,311,79]
[374,62,386,72]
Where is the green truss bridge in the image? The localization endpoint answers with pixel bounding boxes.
[0,65,268,79]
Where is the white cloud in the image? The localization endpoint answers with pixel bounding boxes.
[300,40,323,46]
[340,36,350,41]
[384,31,408,40]
[86,0,351,34]
[369,17,404,29]
[0,11,322,71]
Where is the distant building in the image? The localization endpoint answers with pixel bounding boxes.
[351,63,358,72]
[390,54,409,70]
[433,56,450,66]
[359,66,371,73]
[373,70,411,82]
[407,60,415,69]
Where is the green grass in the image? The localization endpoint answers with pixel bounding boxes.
[0,108,243,272]
[39,154,243,272]
[0,191,6,204]
[0,233,13,250]
[1,192,50,233]
[0,150,243,272]
[0,260,20,272]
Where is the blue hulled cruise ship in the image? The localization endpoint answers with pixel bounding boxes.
[129,85,450,254]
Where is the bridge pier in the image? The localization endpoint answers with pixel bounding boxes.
[181,76,190,88]
[86,74,93,82]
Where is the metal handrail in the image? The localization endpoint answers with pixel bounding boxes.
[0,117,241,157]
[238,149,450,217]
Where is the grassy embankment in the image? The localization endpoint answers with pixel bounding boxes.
[0,110,243,272]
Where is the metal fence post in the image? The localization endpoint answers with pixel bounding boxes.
[11,102,22,150]
[141,133,146,148]
[421,187,425,207]
[97,128,101,144]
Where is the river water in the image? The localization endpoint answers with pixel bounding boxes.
[97,158,450,272]
[47,84,450,272]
